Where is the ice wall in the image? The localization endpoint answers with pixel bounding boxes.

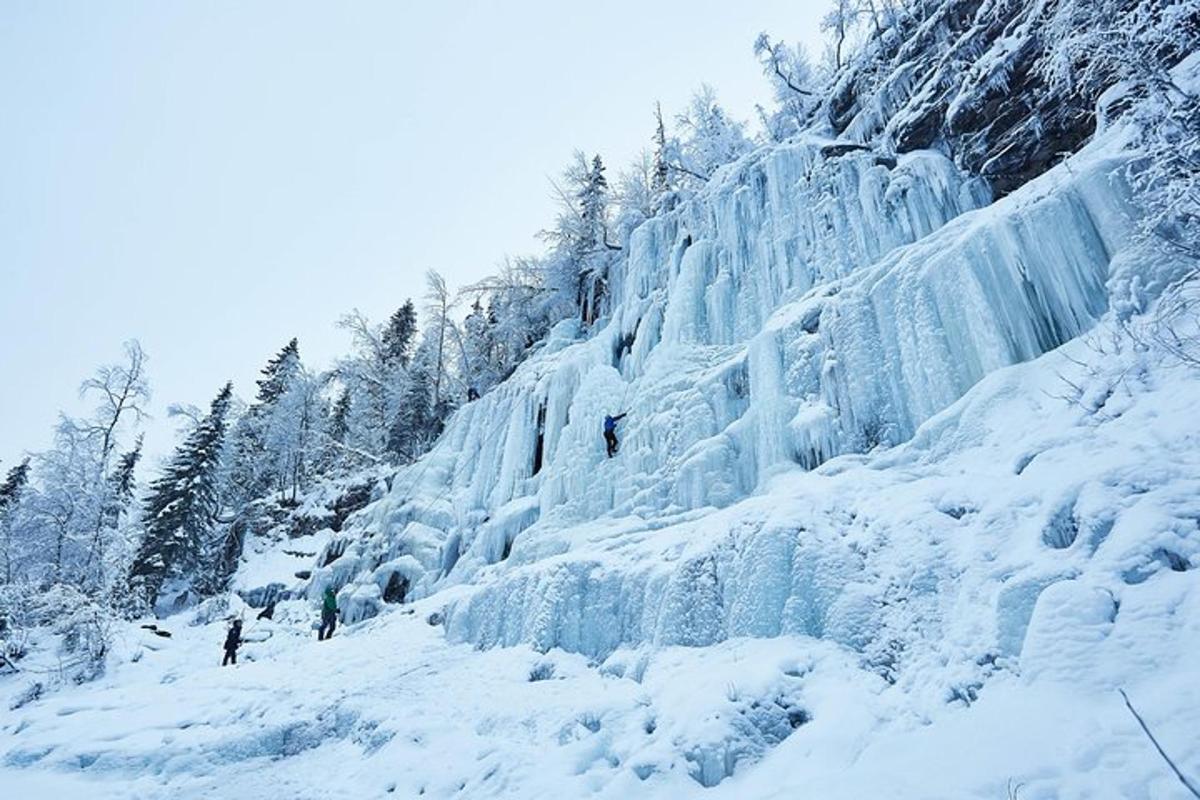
[321,133,1141,629]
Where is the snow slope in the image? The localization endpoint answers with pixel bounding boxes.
[5,59,1200,800]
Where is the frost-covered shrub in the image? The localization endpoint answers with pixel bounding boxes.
[46,585,114,682]
[8,681,43,710]
[0,581,114,683]
[528,661,556,682]
[0,580,36,669]
[189,594,232,627]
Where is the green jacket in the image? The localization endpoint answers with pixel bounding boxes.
[323,591,337,612]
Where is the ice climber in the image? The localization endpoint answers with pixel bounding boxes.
[318,587,339,641]
[256,599,276,621]
[603,412,627,458]
[222,619,242,666]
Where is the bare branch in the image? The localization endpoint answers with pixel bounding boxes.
[1120,689,1200,798]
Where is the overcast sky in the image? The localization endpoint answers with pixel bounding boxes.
[0,1,825,469]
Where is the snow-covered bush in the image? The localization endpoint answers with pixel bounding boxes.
[0,581,114,683]
[0,581,34,670]
[52,590,114,683]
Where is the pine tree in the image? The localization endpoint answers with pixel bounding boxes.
[387,347,437,463]
[263,369,320,502]
[0,459,30,513]
[103,436,142,531]
[229,338,307,503]
[329,388,351,445]
[574,155,612,324]
[577,155,609,257]
[382,301,417,369]
[129,382,233,610]
[462,299,502,397]
[0,459,31,584]
[255,338,301,405]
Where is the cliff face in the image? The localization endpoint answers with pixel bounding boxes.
[313,103,1171,640]
[830,0,1127,195]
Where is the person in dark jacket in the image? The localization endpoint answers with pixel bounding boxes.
[603,413,627,457]
[222,619,242,666]
[318,587,338,641]
[256,599,276,621]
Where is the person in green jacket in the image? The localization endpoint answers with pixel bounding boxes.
[318,587,338,641]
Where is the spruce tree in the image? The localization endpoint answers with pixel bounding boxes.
[228,338,303,503]
[0,459,30,513]
[462,299,502,396]
[255,338,301,405]
[103,436,142,530]
[382,300,417,369]
[577,155,609,257]
[129,382,233,610]
[387,351,436,463]
[329,388,352,444]
[0,459,31,584]
[575,155,611,323]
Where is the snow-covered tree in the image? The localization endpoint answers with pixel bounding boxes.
[327,387,352,447]
[541,152,620,325]
[0,344,150,595]
[459,255,568,384]
[461,299,502,398]
[334,302,428,465]
[388,338,440,462]
[0,461,30,517]
[1039,0,1199,257]
[79,435,145,606]
[254,338,301,406]
[672,86,751,187]
[382,300,417,369]
[820,1,856,70]
[76,341,149,586]
[614,150,656,237]
[578,155,610,257]
[0,459,30,585]
[106,439,142,519]
[80,341,149,471]
[261,367,322,503]
[130,382,233,611]
[423,269,460,411]
[753,33,818,141]
[227,338,320,503]
[23,418,105,587]
[652,102,671,199]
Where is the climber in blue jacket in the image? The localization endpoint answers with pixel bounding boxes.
[603,413,627,458]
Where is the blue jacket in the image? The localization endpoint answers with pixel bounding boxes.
[604,413,626,433]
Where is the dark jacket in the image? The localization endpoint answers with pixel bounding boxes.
[224,624,242,652]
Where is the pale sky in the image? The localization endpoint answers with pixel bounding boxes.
[0,1,826,469]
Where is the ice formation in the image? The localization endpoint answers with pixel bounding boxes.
[317,127,1148,643]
